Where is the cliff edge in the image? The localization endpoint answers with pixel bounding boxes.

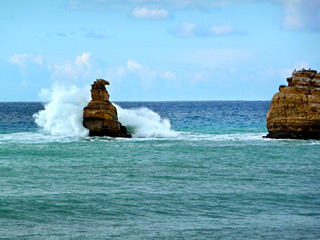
[83,79,131,138]
[266,69,320,139]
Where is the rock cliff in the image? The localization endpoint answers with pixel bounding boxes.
[83,79,131,138]
[266,69,320,139]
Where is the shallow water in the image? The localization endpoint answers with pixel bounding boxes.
[0,101,319,239]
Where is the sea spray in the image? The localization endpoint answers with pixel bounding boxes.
[33,83,178,138]
[33,84,90,137]
[116,105,178,138]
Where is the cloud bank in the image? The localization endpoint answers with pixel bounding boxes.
[7,52,176,91]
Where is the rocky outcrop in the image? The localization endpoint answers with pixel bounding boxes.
[266,69,320,139]
[83,79,131,138]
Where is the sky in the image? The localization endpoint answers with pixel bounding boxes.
[1,0,319,101]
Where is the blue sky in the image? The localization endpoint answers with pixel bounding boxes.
[1,0,319,101]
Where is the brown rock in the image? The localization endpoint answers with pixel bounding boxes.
[83,79,131,138]
[266,69,320,139]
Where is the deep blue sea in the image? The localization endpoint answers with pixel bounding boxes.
[0,101,319,239]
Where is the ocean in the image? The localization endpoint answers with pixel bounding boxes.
[0,98,319,239]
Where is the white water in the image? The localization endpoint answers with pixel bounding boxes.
[33,84,90,137]
[116,105,178,138]
[2,130,319,146]
[33,83,178,138]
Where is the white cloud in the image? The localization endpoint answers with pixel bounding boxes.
[7,54,45,74]
[75,52,92,67]
[68,0,318,10]
[210,24,235,35]
[281,0,320,32]
[51,52,103,83]
[33,55,44,65]
[280,61,310,78]
[126,59,177,88]
[275,61,310,82]
[167,0,233,7]
[8,54,31,68]
[127,60,143,71]
[68,0,242,12]
[7,52,177,94]
[67,0,320,32]
[163,71,176,80]
[51,56,176,89]
[169,21,196,37]
[132,7,170,19]
[169,22,238,37]
[105,67,127,84]
[126,59,157,88]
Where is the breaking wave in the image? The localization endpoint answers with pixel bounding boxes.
[33,83,178,138]
[116,105,178,138]
[33,84,90,137]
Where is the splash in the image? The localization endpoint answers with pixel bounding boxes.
[33,83,90,137]
[33,83,178,138]
[116,105,178,138]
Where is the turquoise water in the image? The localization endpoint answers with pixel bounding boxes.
[0,102,319,239]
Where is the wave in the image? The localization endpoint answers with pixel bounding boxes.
[2,131,320,146]
[33,83,178,138]
[0,132,82,144]
[116,105,178,138]
[33,83,90,137]
[177,132,266,141]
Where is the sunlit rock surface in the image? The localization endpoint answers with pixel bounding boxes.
[266,69,320,139]
[83,79,131,138]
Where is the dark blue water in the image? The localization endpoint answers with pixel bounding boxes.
[118,101,269,134]
[0,102,40,132]
[0,101,319,239]
[0,101,269,133]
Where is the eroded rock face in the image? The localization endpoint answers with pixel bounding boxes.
[266,69,320,139]
[83,79,131,138]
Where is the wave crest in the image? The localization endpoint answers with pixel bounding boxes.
[33,84,90,137]
[116,105,178,138]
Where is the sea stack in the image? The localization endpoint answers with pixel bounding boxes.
[83,79,131,138]
[266,69,320,139]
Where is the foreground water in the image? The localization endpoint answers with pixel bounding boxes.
[0,101,319,239]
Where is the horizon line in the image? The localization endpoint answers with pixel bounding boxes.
[0,99,272,103]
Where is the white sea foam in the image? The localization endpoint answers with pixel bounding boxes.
[0,132,83,144]
[3,131,319,145]
[33,83,178,138]
[33,83,90,137]
[116,105,178,138]
[177,132,266,141]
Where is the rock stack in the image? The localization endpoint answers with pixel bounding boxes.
[266,69,320,139]
[83,79,131,138]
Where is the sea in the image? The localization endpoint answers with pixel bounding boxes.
[0,86,319,239]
